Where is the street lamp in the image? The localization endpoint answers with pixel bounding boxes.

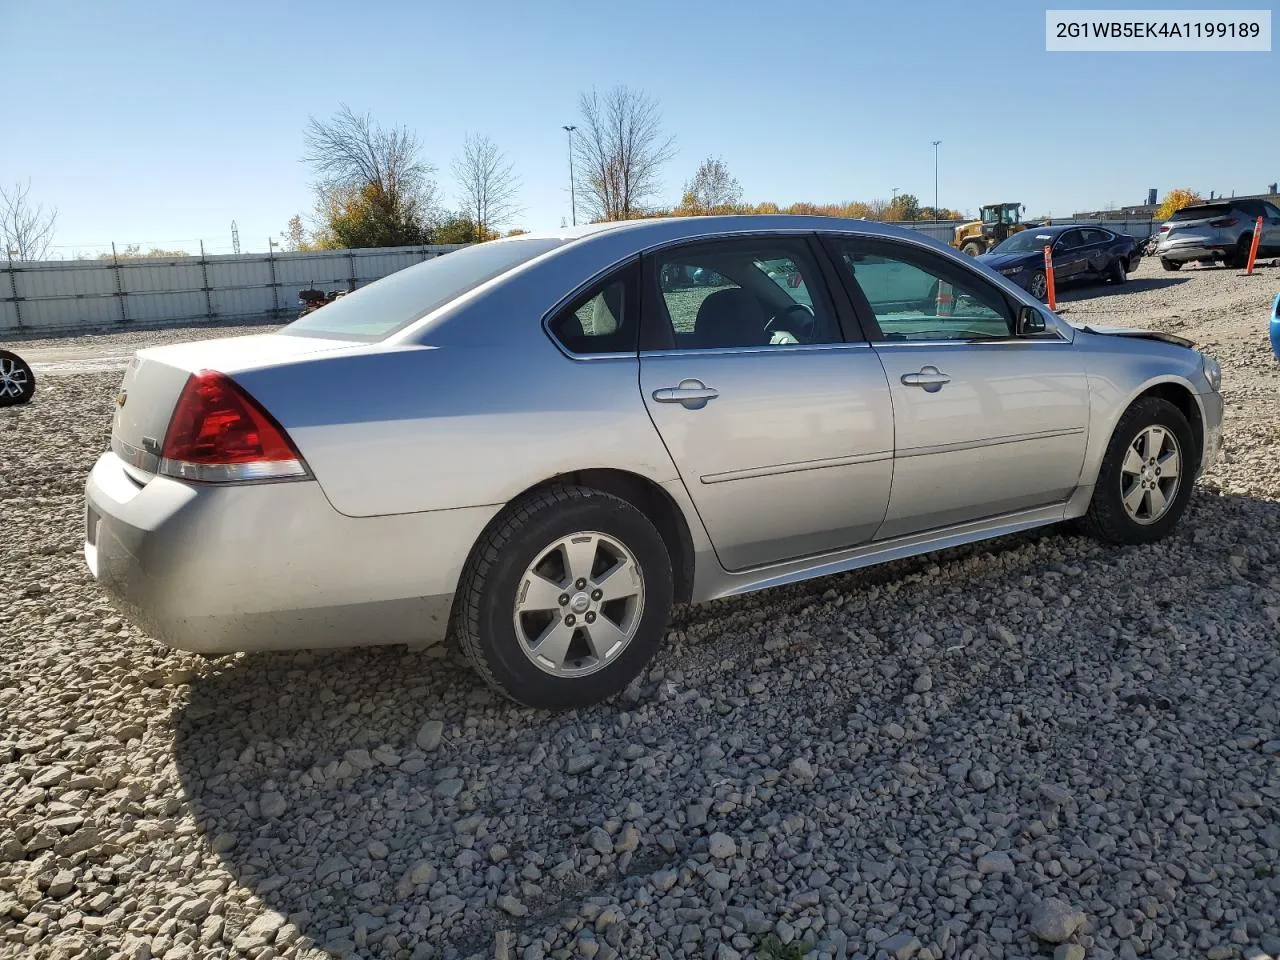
[931,140,941,222]
[562,125,578,227]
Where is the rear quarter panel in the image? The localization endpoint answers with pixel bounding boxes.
[233,342,678,519]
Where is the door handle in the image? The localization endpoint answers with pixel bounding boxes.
[652,378,719,409]
[900,366,950,392]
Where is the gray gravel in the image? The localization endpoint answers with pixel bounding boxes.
[2,259,1280,960]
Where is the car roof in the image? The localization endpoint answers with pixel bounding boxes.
[502,214,946,247]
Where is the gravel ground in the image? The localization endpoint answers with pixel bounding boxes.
[2,259,1279,960]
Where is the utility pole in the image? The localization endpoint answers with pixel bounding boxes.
[931,140,941,222]
[230,220,241,255]
[562,125,578,227]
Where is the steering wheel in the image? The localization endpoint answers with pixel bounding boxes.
[765,303,816,341]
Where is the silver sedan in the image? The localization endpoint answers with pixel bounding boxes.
[84,216,1224,708]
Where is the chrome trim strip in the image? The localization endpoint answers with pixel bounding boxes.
[641,342,872,360]
[701,450,893,484]
[872,336,1069,348]
[897,426,1086,459]
[112,436,159,477]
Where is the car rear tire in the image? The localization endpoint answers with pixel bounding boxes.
[453,484,674,710]
[1107,257,1128,284]
[961,241,985,257]
[1076,397,1196,546]
[1229,236,1252,270]
[0,350,35,407]
[1028,270,1048,301]
[1160,259,1180,271]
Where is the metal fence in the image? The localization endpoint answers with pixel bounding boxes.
[0,244,466,335]
[2,217,1162,336]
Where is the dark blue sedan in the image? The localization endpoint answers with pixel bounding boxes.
[977,224,1142,301]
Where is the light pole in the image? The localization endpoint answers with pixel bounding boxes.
[562,125,577,227]
[931,140,941,222]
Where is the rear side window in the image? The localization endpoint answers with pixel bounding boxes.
[546,260,639,356]
[282,238,563,341]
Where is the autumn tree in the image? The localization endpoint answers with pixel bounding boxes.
[97,245,189,259]
[282,214,316,252]
[303,104,438,247]
[1155,188,1202,221]
[887,193,921,222]
[574,86,676,221]
[451,134,521,240]
[680,156,742,215]
[0,180,57,261]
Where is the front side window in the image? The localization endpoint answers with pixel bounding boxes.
[832,239,1012,342]
[646,238,841,350]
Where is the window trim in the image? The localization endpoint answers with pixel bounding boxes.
[542,256,641,360]
[820,234,1070,346]
[639,234,848,354]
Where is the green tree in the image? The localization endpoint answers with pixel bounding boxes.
[887,193,920,221]
[303,104,439,248]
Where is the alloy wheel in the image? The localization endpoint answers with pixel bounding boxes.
[0,355,29,400]
[512,531,645,678]
[1120,425,1181,524]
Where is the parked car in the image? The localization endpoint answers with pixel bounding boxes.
[0,350,35,407]
[1270,292,1280,361]
[84,216,1224,709]
[978,224,1141,300]
[1156,198,1280,271]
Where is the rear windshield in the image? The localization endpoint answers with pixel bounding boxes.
[1169,204,1230,221]
[281,238,564,341]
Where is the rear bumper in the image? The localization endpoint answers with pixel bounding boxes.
[1157,239,1229,262]
[84,452,499,654]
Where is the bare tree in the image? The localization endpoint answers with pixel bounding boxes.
[574,86,676,221]
[0,180,58,261]
[681,156,743,214]
[451,134,522,240]
[303,104,439,246]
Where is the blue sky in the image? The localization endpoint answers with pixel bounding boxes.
[2,0,1276,256]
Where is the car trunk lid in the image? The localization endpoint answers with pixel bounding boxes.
[1162,203,1233,242]
[109,333,354,483]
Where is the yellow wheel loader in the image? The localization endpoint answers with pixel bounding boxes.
[951,203,1031,256]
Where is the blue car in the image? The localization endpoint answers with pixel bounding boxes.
[978,224,1142,301]
[1270,292,1280,360]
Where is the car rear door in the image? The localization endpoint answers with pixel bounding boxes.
[637,234,895,571]
[824,234,1090,540]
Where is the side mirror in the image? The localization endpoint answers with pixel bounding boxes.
[1017,305,1047,335]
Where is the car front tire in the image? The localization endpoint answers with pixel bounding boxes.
[453,484,674,710]
[1077,397,1196,546]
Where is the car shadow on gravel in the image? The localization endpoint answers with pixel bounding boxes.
[170,489,1280,958]
[1055,276,1189,303]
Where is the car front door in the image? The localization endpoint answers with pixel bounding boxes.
[1254,201,1280,254]
[825,235,1090,540]
[1052,229,1088,282]
[638,235,895,571]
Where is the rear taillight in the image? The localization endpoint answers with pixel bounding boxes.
[160,370,307,482]
[1208,217,1238,227]
[1159,225,1169,232]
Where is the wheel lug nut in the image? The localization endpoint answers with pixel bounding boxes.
[558,594,569,606]
[585,612,596,623]
[565,614,576,626]
[591,589,602,601]
[575,578,587,589]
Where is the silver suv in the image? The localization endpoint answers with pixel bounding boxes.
[1156,198,1280,270]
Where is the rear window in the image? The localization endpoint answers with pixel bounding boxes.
[281,238,564,341]
[1169,204,1230,221]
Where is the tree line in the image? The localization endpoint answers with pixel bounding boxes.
[289,88,965,251]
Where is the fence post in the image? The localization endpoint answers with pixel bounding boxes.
[267,239,280,318]
[111,242,128,324]
[347,250,358,292]
[199,240,215,321]
[4,251,21,329]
